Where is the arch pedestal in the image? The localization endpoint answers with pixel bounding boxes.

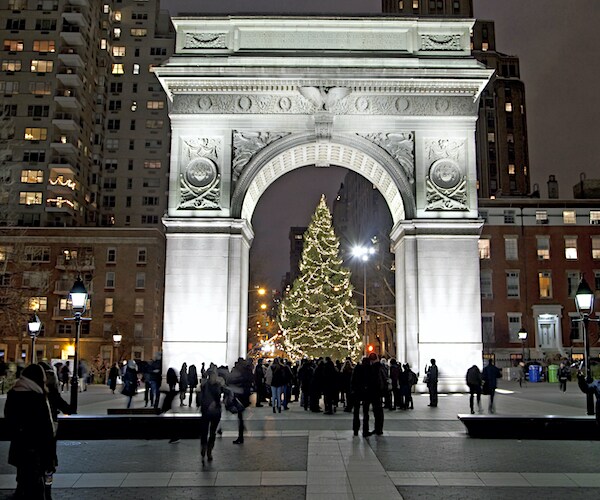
[155,16,493,389]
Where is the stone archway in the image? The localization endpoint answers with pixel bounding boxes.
[155,16,492,390]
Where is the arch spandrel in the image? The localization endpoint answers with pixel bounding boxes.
[231,133,416,225]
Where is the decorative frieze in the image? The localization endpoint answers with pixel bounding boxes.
[232,131,291,182]
[178,138,221,210]
[359,133,415,185]
[425,139,468,211]
[172,93,477,116]
[184,32,227,49]
[420,34,462,51]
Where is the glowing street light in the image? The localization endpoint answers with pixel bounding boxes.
[517,327,528,361]
[27,313,42,364]
[352,245,377,355]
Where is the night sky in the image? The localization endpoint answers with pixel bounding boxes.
[162,0,600,289]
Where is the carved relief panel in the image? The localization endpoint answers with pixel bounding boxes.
[424,139,468,211]
[177,138,222,210]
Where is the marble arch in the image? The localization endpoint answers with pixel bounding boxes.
[155,16,493,391]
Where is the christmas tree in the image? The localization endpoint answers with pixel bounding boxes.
[279,195,361,361]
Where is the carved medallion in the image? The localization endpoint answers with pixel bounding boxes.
[429,158,461,190]
[355,97,369,112]
[197,96,212,111]
[185,157,217,188]
[395,97,410,112]
[278,97,292,111]
[237,96,252,111]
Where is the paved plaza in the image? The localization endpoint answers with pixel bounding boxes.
[0,380,598,499]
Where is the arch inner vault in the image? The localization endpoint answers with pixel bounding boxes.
[155,16,493,390]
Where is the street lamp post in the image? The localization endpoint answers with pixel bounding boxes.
[517,327,528,361]
[352,245,376,355]
[27,313,42,364]
[65,277,89,414]
[574,277,599,416]
[112,330,122,365]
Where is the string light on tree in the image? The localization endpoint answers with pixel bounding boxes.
[278,195,361,360]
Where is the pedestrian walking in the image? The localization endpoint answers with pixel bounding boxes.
[425,359,439,407]
[466,364,483,414]
[59,361,70,393]
[4,364,55,499]
[226,357,253,444]
[149,355,162,408]
[254,358,266,407]
[188,364,199,406]
[351,356,369,436]
[122,360,138,409]
[268,357,286,413]
[558,362,570,392]
[199,364,225,464]
[108,363,119,394]
[482,359,502,414]
[179,362,189,406]
[404,363,417,410]
[517,361,526,388]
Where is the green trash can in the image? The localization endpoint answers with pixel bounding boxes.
[548,364,559,383]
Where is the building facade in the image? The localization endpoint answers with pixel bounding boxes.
[0,0,173,365]
[479,199,600,366]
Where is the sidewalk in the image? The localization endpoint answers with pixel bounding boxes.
[0,380,596,500]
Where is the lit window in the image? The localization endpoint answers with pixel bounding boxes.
[130,101,137,111]
[3,40,24,51]
[104,297,114,313]
[111,63,124,75]
[535,211,548,224]
[145,120,163,129]
[32,40,55,53]
[504,237,518,260]
[113,27,121,39]
[478,239,490,259]
[28,297,47,312]
[481,42,489,51]
[398,1,404,9]
[100,39,107,50]
[143,160,161,169]
[19,192,43,205]
[29,82,51,95]
[508,164,515,175]
[146,101,165,110]
[505,102,512,112]
[20,170,44,183]
[506,271,520,298]
[538,271,552,299]
[24,128,47,141]
[487,132,495,143]
[413,0,419,8]
[103,4,110,14]
[1,60,22,71]
[130,28,147,37]
[133,63,140,74]
[563,210,576,224]
[567,272,580,297]
[30,60,53,73]
[593,236,600,259]
[564,237,578,260]
[537,237,550,260]
[112,46,126,57]
[113,10,122,21]
[507,133,514,143]
[590,211,600,225]
[135,298,144,314]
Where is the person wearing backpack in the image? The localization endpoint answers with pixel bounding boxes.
[466,364,483,414]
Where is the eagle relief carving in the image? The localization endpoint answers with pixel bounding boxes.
[298,86,352,111]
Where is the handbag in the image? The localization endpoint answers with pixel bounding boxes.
[224,392,245,414]
[423,375,429,385]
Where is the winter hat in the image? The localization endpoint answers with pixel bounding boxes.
[368,353,378,361]
[21,363,46,390]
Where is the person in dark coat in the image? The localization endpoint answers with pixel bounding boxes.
[179,363,189,406]
[577,372,600,424]
[4,364,56,499]
[149,356,162,408]
[351,357,369,436]
[199,364,225,464]
[122,360,138,409]
[310,358,325,412]
[166,367,178,392]
[341,359,354,412]
[425,359,439,407]
[297,359,314,411]
[322,357,339,415]
[558,362,570,392]
[226,358,253,444]
[39,362,71,500]
[466,365,483,414]
[108,363,119,394]
[404,363,417,410]
[254,358,266,407]
[389,359,402,410]
[269,358,286,413]
[187,364,199,407]
[482,359,502,414]
[364,353,386,435]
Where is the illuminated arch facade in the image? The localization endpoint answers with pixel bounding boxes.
[155,16,493,390]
